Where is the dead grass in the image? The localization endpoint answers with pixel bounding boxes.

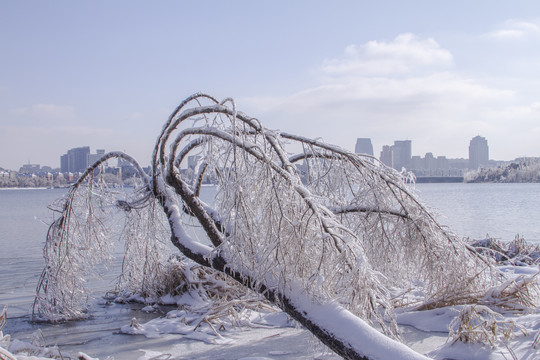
[449,305,527,347]
[0,306,16,360]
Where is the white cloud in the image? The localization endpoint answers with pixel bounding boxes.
[10,104,76,124]
[485,20,540,40]
[242,34,520,160]
[321,33,453,77]
[490,29,526,39]
[482,101,540,135]
[495,101,540,117]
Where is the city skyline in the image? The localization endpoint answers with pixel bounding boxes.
[355,135,492,173]
[3,2,540,169]
[2,133,496,174]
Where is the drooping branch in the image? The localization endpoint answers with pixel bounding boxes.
[166,127,361,263]
[36,93,503,360]
[33,152,151,321]
[166,171,225,248]
[152,93,219,190]
[153,178,428,360]
[148,95,499,358]
[75,151,149,189]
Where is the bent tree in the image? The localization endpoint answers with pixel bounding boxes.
[35,94,499,359]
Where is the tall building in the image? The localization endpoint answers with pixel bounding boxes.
[392,140,412,170]
[469,136,489,169]
[60,154,68,173]
[87,149,106,167]
[60,146,90,173]
[380,145,393,167]
[355,138,374,156]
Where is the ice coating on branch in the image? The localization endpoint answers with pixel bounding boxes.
[36,93,505,360]
[283,288,430,360]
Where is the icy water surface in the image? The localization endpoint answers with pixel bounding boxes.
[415,182,540,243]
[0,183,539,358]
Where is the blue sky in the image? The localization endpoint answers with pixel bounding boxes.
[2,1,540,170]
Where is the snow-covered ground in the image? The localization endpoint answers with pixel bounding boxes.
[3,265,540,360]
[6,307,537,360]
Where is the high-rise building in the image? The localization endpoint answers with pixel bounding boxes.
[355,138,374,156]
[87,149,106,167]
[60,146,90,173]
[60,154,68,173]
[392,140,412,170]
[468,136,489,169]
[380,145,393,167]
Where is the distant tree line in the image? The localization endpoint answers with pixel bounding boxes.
[0,174,57,188]
[0,166,215,188]
[465,157,540,183]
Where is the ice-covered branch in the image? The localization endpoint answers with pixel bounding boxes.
[36,93,505,360]
[75,151,149,188]
[329,204,410,219]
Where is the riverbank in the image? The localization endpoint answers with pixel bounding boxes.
[2,262,539,360]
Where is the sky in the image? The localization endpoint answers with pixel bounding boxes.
[2,1,540,170]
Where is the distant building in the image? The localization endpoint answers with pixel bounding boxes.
[437,156,449,171]
[448,158,469,170]
[117,158,131,168]
[392,140,412,170]
[380,145,393,167]
[19,163,40,174]
[1,170,17,180]
[60,146,90,173]
[354,138,373,156]
[469,136,489,169]
[87,149,106,167]
[410,153,452,176]
[60,147,110,174]
[411,155,423,170]
[424,152,436,171]
[60,154,68,173]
